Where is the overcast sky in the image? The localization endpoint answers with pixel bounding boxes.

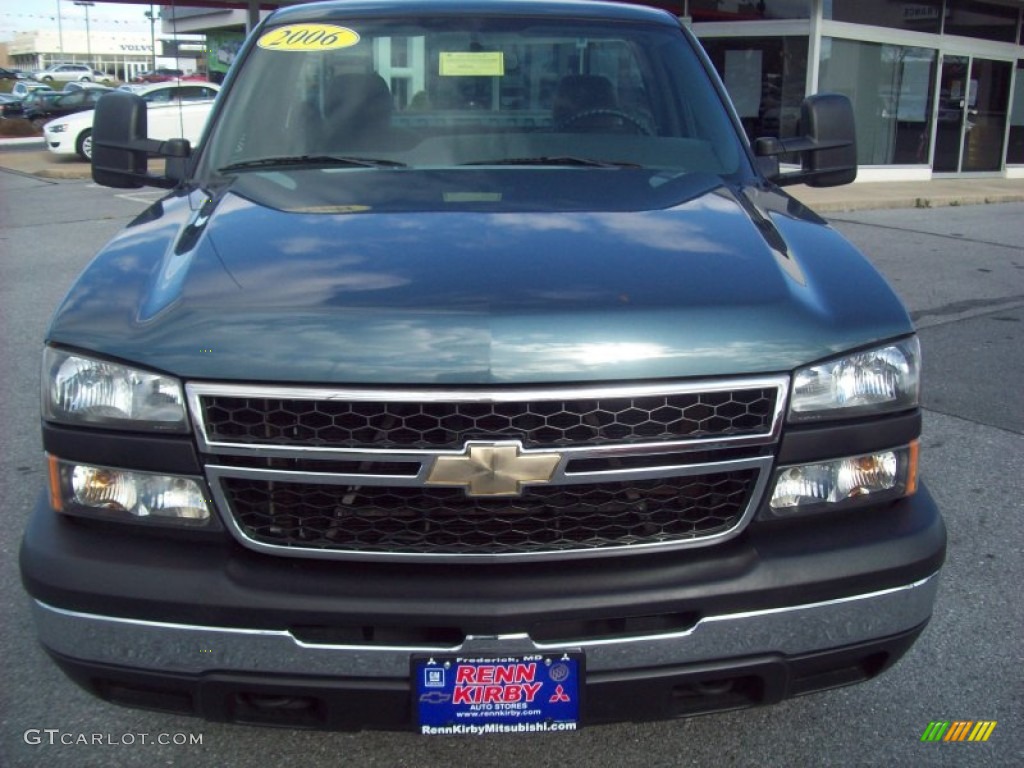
[0,1,155,41]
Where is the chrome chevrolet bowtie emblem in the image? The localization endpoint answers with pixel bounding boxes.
[425,442,561,497]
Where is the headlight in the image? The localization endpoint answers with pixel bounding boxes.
[48,456,215,527]
[48,123,67,133]
[43,347,188,432]
[789,337,920,421]
[764,443,918,519]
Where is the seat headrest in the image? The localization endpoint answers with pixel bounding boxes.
[328,72,393,126]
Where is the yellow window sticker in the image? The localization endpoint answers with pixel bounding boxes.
[258,24,360,52]
[439,52,505,77]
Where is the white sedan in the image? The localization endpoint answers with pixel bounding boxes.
[44,81,220,161]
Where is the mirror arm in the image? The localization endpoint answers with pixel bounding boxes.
[92,137,191,189]
[93,137,190,158]
[754,136,853,157]
[769,165,861,187]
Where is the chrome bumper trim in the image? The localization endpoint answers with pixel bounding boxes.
[32,573,939,677]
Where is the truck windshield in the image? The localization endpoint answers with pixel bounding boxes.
[200,15,747,180]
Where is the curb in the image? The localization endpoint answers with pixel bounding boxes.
[36,166,91,180]
[796,192,1024,213]
[0,136,45,147]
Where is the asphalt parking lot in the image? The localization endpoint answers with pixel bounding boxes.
[0,165,1022,767]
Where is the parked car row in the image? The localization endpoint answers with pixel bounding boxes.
[8,80,54,99]
[2,82,114,126]
[2,85,58,119]
[28,87,112,127]
[132,67,184,83]
[3,92,57,120]
[131,67,208,83]
[3,68,216,131]
[43,81,220,160]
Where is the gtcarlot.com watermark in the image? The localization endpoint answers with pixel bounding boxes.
[25,729,203,746]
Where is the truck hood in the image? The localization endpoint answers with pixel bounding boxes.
[49,172,911,384]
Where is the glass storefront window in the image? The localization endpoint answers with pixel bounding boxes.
[962,58,1012,171]
[690,1,809,22]
[823,0,943,35]
[818,38,938,166]
[933,56,1012,172]
[1007,62,1024,164]
[1009,61,1024,164]
[943,1,1020,43]
[701,36,808,141]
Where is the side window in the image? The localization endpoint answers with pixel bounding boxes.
[179,86,215,102]
[144,89,173,104]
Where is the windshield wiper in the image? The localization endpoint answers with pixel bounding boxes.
[459,156,640,168]
[218,155,408,173]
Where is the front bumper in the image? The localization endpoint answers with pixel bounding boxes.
[43,134,72,154]
[35,578,936,729]
[33,575,938,678]
[21,484,945,730]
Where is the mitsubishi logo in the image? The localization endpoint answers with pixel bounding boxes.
[425,442,561,497]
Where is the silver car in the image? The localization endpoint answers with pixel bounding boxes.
[30,63,107,83]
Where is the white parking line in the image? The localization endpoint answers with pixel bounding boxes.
[83,182,165,205]
[116,190,167,205]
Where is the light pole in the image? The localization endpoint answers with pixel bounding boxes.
[144,5,158,71]
[55,0,64,61]
[72,1,95,68]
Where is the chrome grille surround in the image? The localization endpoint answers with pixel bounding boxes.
[188,377,788,562]
[190,380,783,452]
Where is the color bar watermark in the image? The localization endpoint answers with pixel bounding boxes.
[920,721,997,742]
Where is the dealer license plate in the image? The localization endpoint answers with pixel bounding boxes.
[414,653,582,735]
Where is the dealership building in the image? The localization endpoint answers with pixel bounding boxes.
[677,0,1024,180]
[3,29,204,83]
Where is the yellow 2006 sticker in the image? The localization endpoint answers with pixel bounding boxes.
[258,24,360,52]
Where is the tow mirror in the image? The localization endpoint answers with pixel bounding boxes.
[92,90,191,189]
[754,93,857,188]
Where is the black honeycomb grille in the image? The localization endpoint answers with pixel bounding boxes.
[200,388,777,450]
[222,469,757,555]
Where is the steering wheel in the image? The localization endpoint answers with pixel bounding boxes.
[555,109,653,135]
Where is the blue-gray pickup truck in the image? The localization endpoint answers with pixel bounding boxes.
[21,0,945,733]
